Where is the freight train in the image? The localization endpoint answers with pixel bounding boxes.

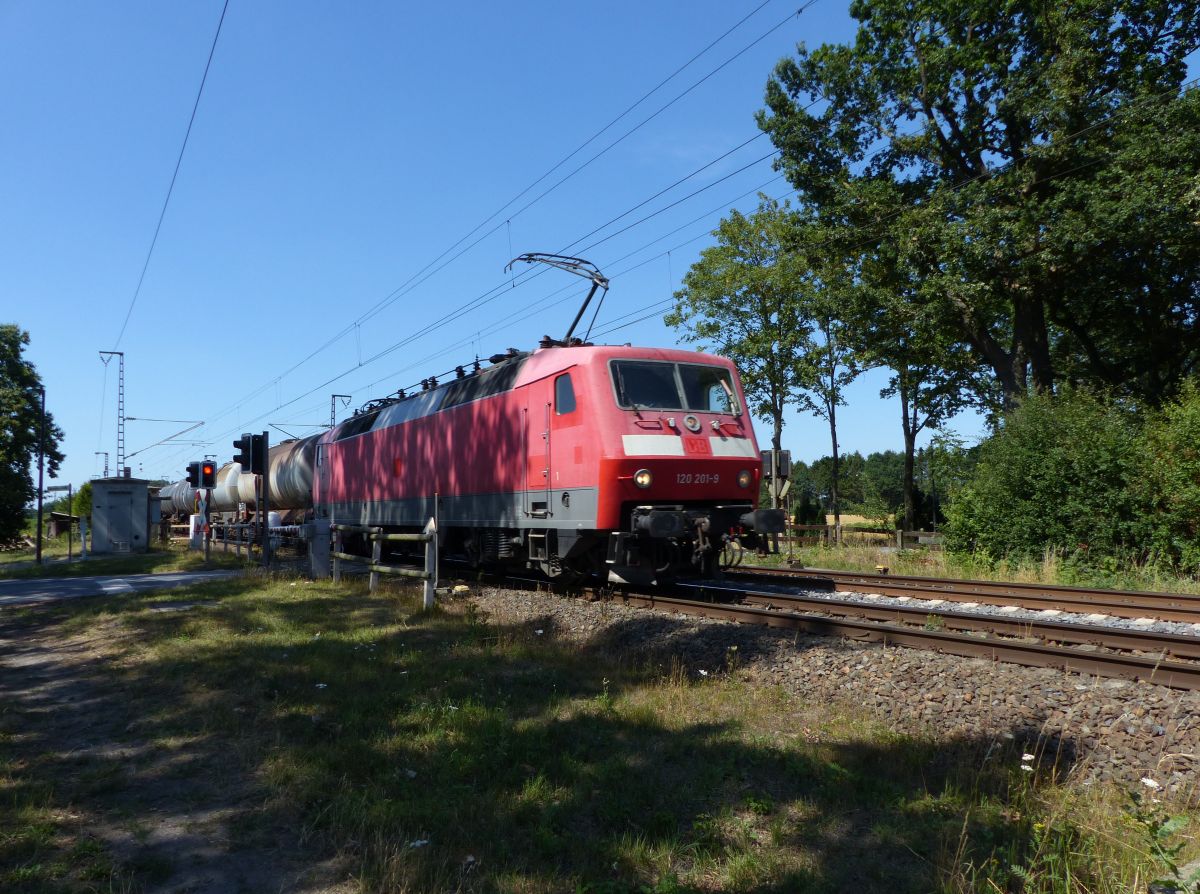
[160,342,784,583]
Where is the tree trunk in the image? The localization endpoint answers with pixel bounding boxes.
[825,325,841,541]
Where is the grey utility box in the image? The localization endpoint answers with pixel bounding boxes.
[91,477,155,554]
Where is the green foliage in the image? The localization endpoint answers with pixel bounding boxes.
[1126,790,1200,892]
[0,325,65,544]
[665,196,812,450]
[1139,383,1200,573]
[759,0,1200,408]
[944,390,1144,563]
[45,482,91,520]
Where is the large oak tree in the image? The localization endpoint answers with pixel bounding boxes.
[759,0,1200,408]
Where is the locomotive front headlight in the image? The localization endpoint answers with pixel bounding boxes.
[633,469,653,489]
[737,469,752,488]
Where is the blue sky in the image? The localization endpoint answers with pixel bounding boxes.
[2,0,989,489]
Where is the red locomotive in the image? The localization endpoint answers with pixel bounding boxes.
[159,255,783,582]
[313,342,781,583]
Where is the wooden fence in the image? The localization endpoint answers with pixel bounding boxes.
[785,525,944,549]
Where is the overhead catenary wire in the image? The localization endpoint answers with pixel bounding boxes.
[112,0,230,349]
[352,0,820,331]
[157,87,1167,473]
[153,173,796,469]
[354,0,787,322]
[187,1,822,434]
[161,16,1191,467]
[190,132,784,441]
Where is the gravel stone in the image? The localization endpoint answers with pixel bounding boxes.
[468,585,1200,792]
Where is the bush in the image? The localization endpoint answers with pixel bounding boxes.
[1139,382,1200,572]
[944,390,1145,565]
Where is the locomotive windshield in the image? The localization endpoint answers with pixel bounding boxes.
[610,360,740,414]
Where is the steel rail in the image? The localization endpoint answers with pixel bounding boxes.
[616,591,1200,690]
[679,582,1200,661]
[728,566,1200,623]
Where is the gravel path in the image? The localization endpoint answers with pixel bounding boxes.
[471,586,1200,796]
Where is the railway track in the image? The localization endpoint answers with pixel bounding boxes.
[728,565,1200,623]
[371,562,1200,690]
[628,584,1200,691]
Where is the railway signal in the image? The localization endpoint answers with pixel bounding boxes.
[233,432,267,473]
[233,433,252,469]
[186,461,201,487]
[200,460,216,488]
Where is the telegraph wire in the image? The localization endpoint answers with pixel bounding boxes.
[151,78,1198,471]
[113,0,231,349]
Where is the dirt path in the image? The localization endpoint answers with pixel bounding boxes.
[0,610,353,893]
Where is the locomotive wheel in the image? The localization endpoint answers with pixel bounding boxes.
[720,539,744,570]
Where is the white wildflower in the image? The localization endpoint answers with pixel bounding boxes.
[1022,753,1035,761]
[1020,764,1033,772]
[1141,777,1161,790]
[698,669,709,677]
[315,683,327,689]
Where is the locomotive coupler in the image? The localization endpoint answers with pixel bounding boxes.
[631,508,686,539]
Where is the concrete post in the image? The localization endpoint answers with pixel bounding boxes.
[309,518,330,579]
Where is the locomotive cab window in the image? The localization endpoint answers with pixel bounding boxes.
[555,373,576,414]
[679,363,739,414]
[611,360,740,414]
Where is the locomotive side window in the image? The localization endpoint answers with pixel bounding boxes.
[555,373,576,414]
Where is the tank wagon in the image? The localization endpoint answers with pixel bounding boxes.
[161,343,783,583]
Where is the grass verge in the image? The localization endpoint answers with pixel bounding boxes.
[752,543,1200,596]
[0,540,244,580]
[1,576,1196,892]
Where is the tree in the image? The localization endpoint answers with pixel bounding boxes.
[792,270,861,532]
[46,481,92,520]
[849,255,986,527]
[666,197,812,467]
[809,451,865,512]
[943,390,1144,562]
[0,326,64,544]
[861,450,905,512]
[759,0,1200,408]
[918,429,978,526]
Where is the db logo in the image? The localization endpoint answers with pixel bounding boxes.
[682,437,711,456]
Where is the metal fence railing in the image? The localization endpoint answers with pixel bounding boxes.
[331,519,438,608]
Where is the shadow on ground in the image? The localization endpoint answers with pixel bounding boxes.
[0,579,1075,893]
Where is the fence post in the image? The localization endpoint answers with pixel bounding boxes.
[332,527,342,584]
[309,518,330,580]
[369,532,382,593]
[423,517,437,609]
[897,528,903,550]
